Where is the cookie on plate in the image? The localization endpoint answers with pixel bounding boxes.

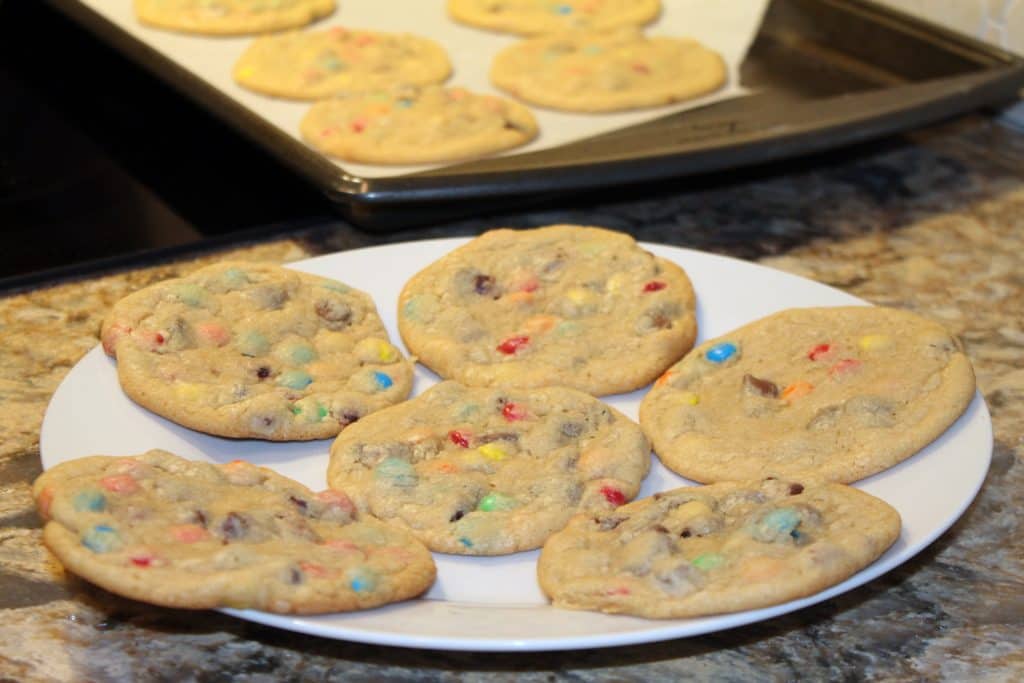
[491,28,727,112]
[327,381,651,555]
[639,306,976,483]
[33,450,436,614]
[448,0,661,36]
[134,0,335,36]
[233,28,452,100]
[100,262,413,441]
[398,225,697,396]
[300,85,537,165]
[538,477,900,618]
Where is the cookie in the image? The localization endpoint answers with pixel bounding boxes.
[639,306,976,484]
[398,226,697,396]
[33,450,436,614]
[134,0,335,36]
[100,262,413,441]
[447,0,661,36]
[538,477,900,618]
[491,28,727,112]
[327,381,651,555]
[233,27,452,100]
[300,85,537,165]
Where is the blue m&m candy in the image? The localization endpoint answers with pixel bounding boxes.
[705,342,738,363]
[73,490,106,513]
[82,525,120,553]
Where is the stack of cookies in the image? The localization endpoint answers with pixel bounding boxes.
[35,225,977,620]
[128,0,728,165]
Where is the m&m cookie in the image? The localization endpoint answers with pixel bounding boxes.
[34,450,436,613]
[639,306,976,483]
[234,28,451,100]
[134,0,335,36]
[101,262,413,441]
[398,225,698,396]
[448,0,661,36]
[491,28,726,112]
[300,85,537,165]
[327,381,651,555]
[538,478,900,618]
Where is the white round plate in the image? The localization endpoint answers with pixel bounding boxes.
[40,239,992,652]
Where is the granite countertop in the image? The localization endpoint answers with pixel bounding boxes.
[1,115,1022,681]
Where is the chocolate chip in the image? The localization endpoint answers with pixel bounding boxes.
[221,512,249,541]
[789,483,804,496]
[806,404,842,431]
[597,516,626,531]
[191,510,208,528]
[561,452,580,470]
[477,432,519,444]
[635,304,679,334]
[256,366,271,380]
[680,528,692,538]
[337,411,360,427]
[845,395,896,428]
[560,421,583,438]
[744,374,779,398]
[450,510,465,523]
[167,317,190,344]
[541,257,564,276]
[250,285,289,310]
[288,567,303,585]
[315,299,352,326]
[289,496,309,512]
[473,274,495,295]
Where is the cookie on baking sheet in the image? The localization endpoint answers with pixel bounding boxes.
[448,0,661,36]
[100,262,413,441]
[233,27,451,100]
[398,225,697,396]
[490,28,727,112]
[639,306,976,484]
[33,450,436,614]
[327,381,651,555]
[538,478,900,618]
[300,85,537,165]
[134,0,335,36]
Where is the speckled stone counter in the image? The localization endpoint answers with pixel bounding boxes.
[2,116,1022,681]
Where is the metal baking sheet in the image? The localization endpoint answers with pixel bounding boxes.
[60,1,768,178]
[46,0,1024,225]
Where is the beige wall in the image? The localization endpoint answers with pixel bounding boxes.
[874,1,1024,125]
[875,0,1024,54]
